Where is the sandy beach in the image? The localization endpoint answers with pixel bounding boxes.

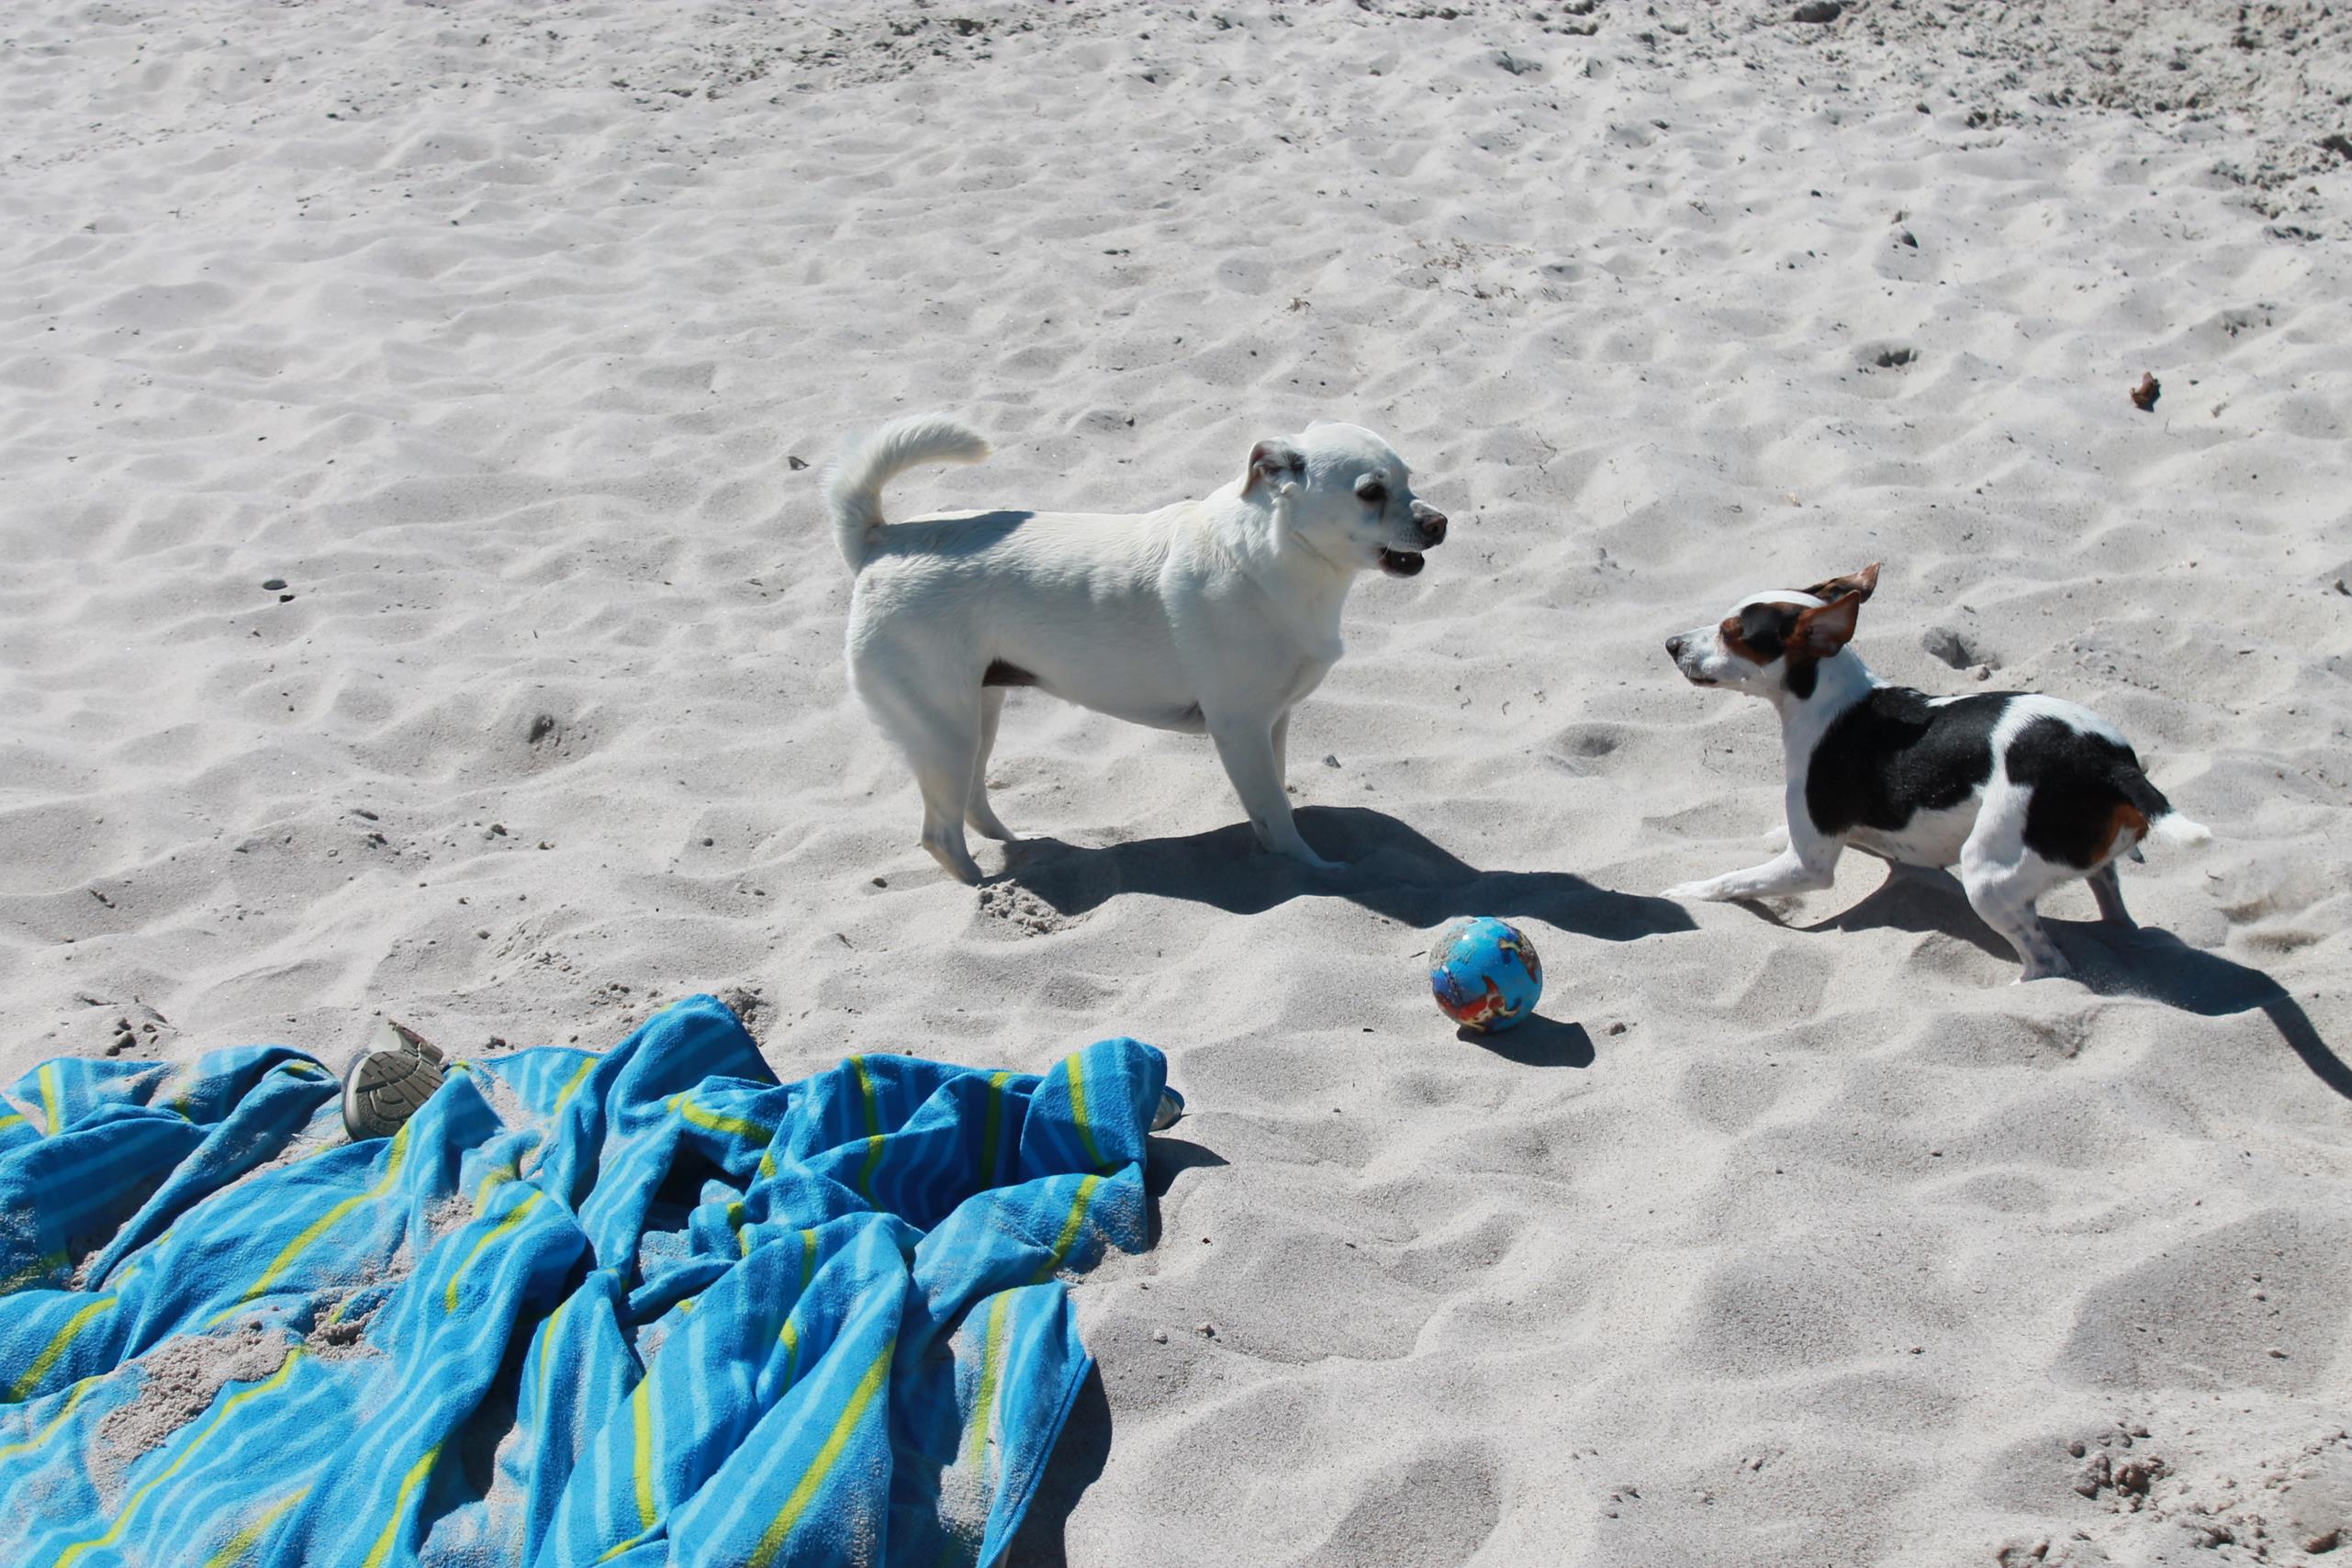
[4,1,2350,1562]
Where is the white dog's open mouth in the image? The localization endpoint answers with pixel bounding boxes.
[1377,548,1425,577]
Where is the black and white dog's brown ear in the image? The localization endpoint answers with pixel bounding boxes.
[1793,589,1866,656]
[1242,439,1305,498]
[1800,561,1882,605]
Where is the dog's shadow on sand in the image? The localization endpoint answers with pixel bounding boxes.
[1789,866,2352,1101]
[999,805,1694,942]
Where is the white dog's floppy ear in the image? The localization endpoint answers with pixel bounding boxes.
[1794,590,1865,655]
[1242,439,1305,499]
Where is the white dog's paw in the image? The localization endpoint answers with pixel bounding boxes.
[1269,840,1346,872]
[924,839,986,886]
[1663,879,1725,902]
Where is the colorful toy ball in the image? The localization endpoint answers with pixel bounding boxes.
[1428,917,1543,1033]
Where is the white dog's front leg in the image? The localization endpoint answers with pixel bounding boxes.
[1665,844,1838,903]
[1211,718,1341,871]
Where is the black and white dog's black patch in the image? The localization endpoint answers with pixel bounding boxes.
[1663,564,2208,980]
[1807,689,2178,870]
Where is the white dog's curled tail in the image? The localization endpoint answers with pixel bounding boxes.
[824,415,990,572]
[2146,810,2213,849]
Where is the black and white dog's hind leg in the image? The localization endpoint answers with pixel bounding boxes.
[1955,844,2079,981]
[2085,862,2134,929]
[1954,774,2138,981]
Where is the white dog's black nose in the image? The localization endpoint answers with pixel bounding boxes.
[1412,502,1447,545]
[1665,634,1687,659]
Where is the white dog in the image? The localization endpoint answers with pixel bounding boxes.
[824,415,1449,883]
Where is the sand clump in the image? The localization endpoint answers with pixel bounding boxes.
[89,1327,293,1498]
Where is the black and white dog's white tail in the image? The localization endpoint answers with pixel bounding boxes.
[2144,806,2213,847]
[823,415,990,572]
[2120,763,2212,849]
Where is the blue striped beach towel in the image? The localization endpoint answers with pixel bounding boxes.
[0,993,1165,1566]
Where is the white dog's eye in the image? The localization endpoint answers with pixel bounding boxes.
[1358,481,1385,505]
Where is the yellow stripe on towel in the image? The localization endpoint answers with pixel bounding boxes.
[0,1375,98,1457]
[1031,1174,1103,1285]
[1065,1052,1105,1170]
[745,1338,895,1568]
[444,1191,544,1314]
[358,1440,442,1568]
[197,1486,310,1568]
[848,1057,887,1199]
[526,1055,599,1180]
[670,1093,774,1147]
[56,1350,306,1567]
[6,1294,118,1403]
[630,1374,659,1529]
[214,1120,418,1326]
[958,1292,1014,1474]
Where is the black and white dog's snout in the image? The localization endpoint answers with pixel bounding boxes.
[1664,634,1688,659]
[1411,500,1448,546]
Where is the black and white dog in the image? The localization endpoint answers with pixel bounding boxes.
[1663,564,2208,980]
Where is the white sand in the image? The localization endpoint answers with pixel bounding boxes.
[5,1,2350,1562]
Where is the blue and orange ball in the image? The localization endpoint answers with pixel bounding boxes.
[1428,917,1543,1033]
